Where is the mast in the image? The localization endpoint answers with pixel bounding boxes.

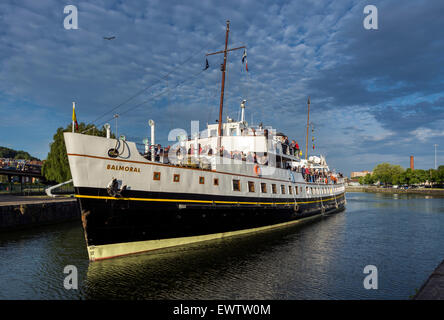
[305,97,310,160]
[217,20,230,149]
[206,21,246,150]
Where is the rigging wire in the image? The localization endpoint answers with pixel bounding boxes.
[88,28,227,127]
[93,68,207,130]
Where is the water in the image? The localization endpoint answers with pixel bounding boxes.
[0,192,443,300]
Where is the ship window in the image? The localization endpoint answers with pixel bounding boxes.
[261,183,267,193]
[311,187,314,194]
[233,179,241,191]
[199,176,205,184]
[295,186,299,195]
[248,181,255,192]
[213,178,219,186]
[281,185,286,194]
[289,186,293,194]
[153,172,161,181]
[306,186,309,194]
[272,184,277,194]
[300,186,303,194]
[173,174,180,182]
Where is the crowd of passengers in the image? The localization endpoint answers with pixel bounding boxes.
[143,144,343,185]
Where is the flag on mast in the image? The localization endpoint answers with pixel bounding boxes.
[72,102,78,132]
[242,49,248,72]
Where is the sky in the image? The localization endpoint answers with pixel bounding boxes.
[0,0,443,176]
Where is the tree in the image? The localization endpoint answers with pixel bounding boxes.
[358,174,374,185]
[0,146,40,161]
[438,166,444,183]
[414,169,427,184]
[42,123,111,183]
[373,163,404,186]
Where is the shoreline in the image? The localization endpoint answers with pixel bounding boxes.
[346,186,444,197]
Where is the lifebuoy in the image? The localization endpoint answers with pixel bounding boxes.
[254,164,261,176]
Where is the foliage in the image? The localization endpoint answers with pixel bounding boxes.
[358,162,444,186]
[372,163,404,186]
[0,146,40,161]
[42,123,112,183]
[358,173,375,185]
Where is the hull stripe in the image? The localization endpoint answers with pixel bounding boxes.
[75,193,343,205]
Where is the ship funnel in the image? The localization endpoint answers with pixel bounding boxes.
[240,100,247,123]
[104,123,111,139]
[148,119,155,147]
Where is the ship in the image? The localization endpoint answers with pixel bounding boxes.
[64,21,346,261]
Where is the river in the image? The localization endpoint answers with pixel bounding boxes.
[0,192,443,299]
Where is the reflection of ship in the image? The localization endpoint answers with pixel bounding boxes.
[64,21,346,261]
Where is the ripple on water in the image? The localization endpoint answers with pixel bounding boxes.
[0,193,443,299]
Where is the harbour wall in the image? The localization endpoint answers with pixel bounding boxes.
[414,259,444,300]
[346,186,444,197]
[0,198,80,231]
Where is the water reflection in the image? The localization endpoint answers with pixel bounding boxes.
[1,192,443,300]
[83,214,346,300]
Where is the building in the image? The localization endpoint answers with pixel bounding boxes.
[350,171,372,179]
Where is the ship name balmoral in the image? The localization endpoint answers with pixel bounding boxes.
[106,164,141,173]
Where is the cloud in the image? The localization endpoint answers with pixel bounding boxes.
[0,0,443,172]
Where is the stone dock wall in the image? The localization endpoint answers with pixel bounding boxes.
[0,198,80,231]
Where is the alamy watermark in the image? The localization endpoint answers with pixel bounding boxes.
[63,265,78,290]
[363,265,378,289]
[63,5,78,30]
[363,5,378,30]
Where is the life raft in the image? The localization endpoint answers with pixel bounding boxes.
[254,164,261,176]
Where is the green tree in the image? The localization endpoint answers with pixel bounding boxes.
[42,123,111,183]
[414,169,427,184]
[363,173,375,185]
[0,146,40,161]
[373,163,404,186]
[438,165,444,183]
[358,174,374,185]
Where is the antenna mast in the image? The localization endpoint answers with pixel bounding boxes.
[206,21,246,150]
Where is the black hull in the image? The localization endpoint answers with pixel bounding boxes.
[76,187,346,249]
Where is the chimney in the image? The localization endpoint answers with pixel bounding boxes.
[410,156,414,170]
